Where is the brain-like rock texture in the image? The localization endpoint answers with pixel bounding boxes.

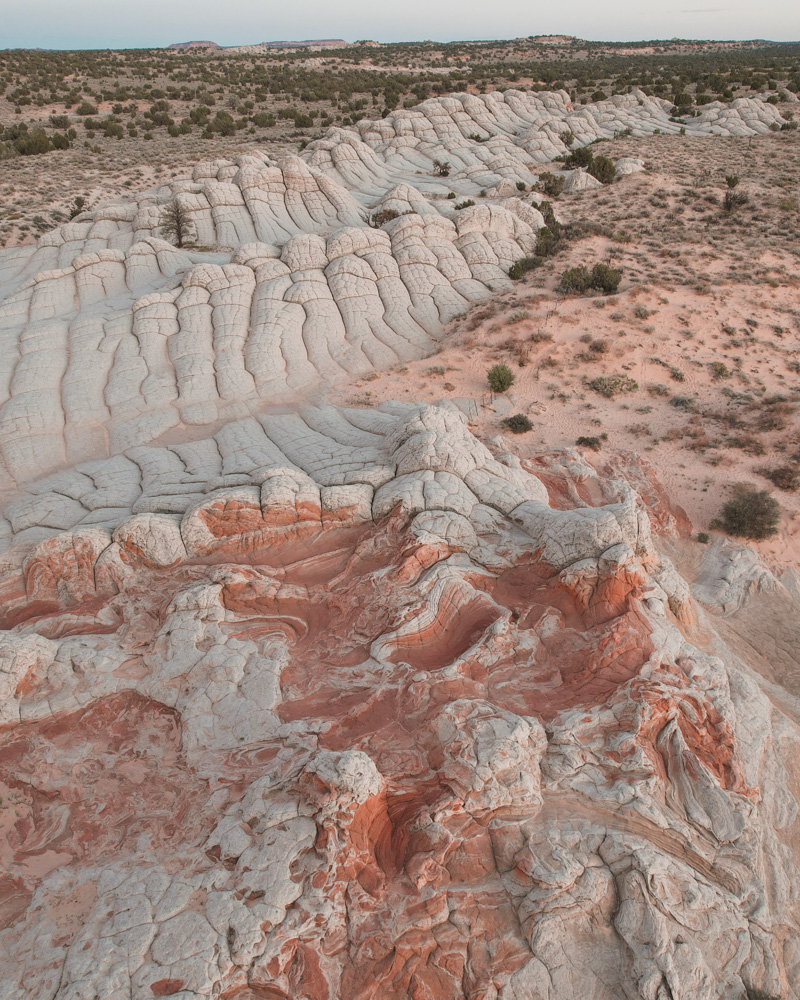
[0,92,799,1000]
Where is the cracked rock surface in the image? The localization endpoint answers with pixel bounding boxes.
[0,92,799,1000]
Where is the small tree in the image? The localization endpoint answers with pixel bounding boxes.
[159,199,196,248]
[488,364,515,393]
[588,155,616,185]
[537,172,565,199]
[565,146,594,169]
[68,195,87,219]
[433,159,451,177]
[715,489,780,540]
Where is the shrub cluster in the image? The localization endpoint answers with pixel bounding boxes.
[587,374,638,397]
[560,263,622,294]
[563,145,617,184]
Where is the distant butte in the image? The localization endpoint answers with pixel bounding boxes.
[167,40,221,49]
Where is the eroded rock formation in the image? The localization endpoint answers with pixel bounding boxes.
[1,93,799,1000]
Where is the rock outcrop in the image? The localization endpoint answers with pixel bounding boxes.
[0,92,799,1000]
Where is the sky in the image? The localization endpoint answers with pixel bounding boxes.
[2,0,799,50]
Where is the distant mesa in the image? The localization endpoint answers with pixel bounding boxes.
[168,40,221,49]
[168,38,349,51]
[528,34,577,44]
[257,39,348,49]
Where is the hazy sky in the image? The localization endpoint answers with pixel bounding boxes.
[2,0,799,50]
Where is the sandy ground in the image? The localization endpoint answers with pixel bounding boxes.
[326,147,800,571]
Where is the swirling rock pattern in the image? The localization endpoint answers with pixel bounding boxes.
[0,91,799,1000]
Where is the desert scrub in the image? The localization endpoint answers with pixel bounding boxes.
[502,414,533,433]
[588,154,616,184]
[723,188,749,211]
[588,374,638,398]
[560,265,592,293]
[368,208,399,228]
[487,364,516,393]
[576,436,603,450]
[536,172,565,198]
[713,488,780,540]
[560,263,622,295]
[509,256,544,280]
[563,147,616,184]
[759,466,800,491]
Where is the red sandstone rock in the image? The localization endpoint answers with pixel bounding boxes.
[0,406,797,1000]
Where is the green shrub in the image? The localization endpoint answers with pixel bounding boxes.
[588,374,638,397]
[576,436,603,450]
[433,159,450,177]
[502,413,533,433]
[535,226,558,257]
[537,172,565,198]
[14,127,51,155]
[590,262,622,293]
[588,154,616,184]
[697,532,710,543]
[509,256,543,280]
[516,180,527,191]
[715,489,780,540]
[565,146,594,168]
[454,199,475,210]
[488,364,516,393]
[560,265,591,293]
[76,101,98,115]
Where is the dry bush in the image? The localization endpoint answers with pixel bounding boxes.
[713,488,780,539]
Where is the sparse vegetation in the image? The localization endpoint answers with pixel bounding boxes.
[588,374,638,397]
[368,208,399,228]
[760,466,800,491]
[560,263,622,294]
